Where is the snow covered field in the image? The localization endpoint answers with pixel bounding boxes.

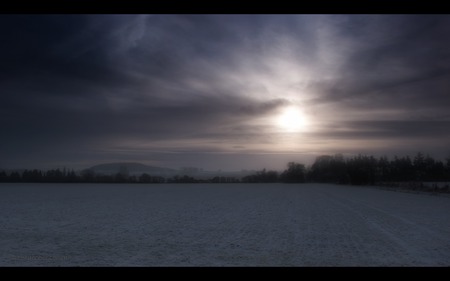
[1,183,450,266]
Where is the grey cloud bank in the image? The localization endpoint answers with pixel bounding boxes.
[1,15,449,170]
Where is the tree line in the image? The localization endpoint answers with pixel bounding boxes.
[1,153,449,189]
[0,168,241,184]
[307,152,450,185]
[242,152,450,192]
[0,168,166,183]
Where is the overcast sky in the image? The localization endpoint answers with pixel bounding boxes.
[1,15,450,171]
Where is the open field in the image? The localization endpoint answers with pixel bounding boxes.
[1,183,450,266]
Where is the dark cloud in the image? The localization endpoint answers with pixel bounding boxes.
[306,15,450,105]
[1,15,450,170]
[314,120,450,140]
[239,99,289,115]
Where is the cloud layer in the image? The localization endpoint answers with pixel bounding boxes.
[1,15,450,170]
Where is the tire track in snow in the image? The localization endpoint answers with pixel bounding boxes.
[319,187,450,266]
[2,183,450,266]
[298,188,388,266]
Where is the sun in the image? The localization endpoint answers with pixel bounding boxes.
[276,106,307,132]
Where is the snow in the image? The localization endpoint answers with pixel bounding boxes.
[1,183,450,266]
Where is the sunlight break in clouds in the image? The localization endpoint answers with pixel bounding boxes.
[275,106,308,133]
[1,15,450,170]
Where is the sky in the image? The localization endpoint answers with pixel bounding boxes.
[1,14,450,171]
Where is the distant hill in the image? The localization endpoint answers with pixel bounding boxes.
[87,162,176,176]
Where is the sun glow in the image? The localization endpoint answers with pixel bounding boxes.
[276,106,307,133]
